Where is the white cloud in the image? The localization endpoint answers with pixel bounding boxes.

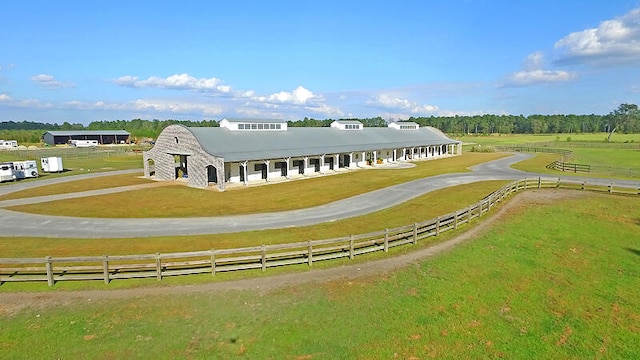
[131,99,224,115]
[0,94,11,102]
[31,74,75,89]
[555,8,640,65]
[245,85,343,117]
[252,86,321,105]
[115,73,231,93]
[368,94,439,114]
[504,52,577,86]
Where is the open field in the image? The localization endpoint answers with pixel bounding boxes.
[1,191,638,359]
[5,152,506,217]
[460,133,640,179]
[0,180,509,269]
[0,172,148,200]
[0,152,143,185]
[457,132,640,145]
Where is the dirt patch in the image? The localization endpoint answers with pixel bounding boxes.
[0,189,584,317]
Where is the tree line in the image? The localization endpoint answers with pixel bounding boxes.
[1,104,638,144]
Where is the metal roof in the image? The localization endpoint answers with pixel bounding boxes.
[43,130,131,136]
[186,126,459,162]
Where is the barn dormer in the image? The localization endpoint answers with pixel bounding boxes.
[388,121,419,130]
[330,120,363,130]
[219,118,288,131]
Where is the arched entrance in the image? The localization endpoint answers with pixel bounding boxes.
[207,165,218,184]
[147,159,155,177]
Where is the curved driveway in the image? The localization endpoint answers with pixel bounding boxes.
[0,153,638,238]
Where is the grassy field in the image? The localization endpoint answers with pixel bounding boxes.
[457,132,640,145]
[0,153,143,186]
[0,173,148,200]
[2,192,638,359]
[6,152,506,217]
[0,180,508,268]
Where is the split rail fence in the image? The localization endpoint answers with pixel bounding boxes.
[546,160,591,173]
[1,177,638,286]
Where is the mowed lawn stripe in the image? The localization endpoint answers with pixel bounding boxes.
[7,153,507,218]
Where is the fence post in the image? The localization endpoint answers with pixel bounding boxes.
[102,255,109,284]
[308,240,313,266]
[478,201,483,217]
[435,218,440,235]
[384,229,389,252]
[608,183,613,194]
[523,178,528,190]
[261,245,267,272]
[211,249,216,276]
[556,178,561,188]
[349,235,355,260]
[538,177,541,189]
[45,256,54,287]
[581,181,585,190]
[467,206,471,223]
[454,212,458,229]
[155,253,162,281]
[413,222,418,244]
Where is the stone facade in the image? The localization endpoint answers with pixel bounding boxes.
[143,125,226,190]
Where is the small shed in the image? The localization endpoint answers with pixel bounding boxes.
[42,130,131,146]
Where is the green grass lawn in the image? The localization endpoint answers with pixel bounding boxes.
[2,192,638,359]
[6,152,506,217]
[571,147,640,168]
[458,132,640,145]
[0,181,508,261]
[0,173,148,200]
[0,153,143,187]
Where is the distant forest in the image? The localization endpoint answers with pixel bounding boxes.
[1,104,638,144]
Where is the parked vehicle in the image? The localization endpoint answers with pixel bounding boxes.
[13,160,39,179]
[0,140,18,149]
[69,139,98,147]
[0,162,17,182]
[41,157,64,172]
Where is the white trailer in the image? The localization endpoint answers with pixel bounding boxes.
[0,162,17,182]
[13,160,39,179]
[0,140,18,149]
[69,139,98,147]
[41,156,64,172]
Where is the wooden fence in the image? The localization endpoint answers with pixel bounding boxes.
[1,177,638,286]
[495,145,572,156]
[546,160,591,173]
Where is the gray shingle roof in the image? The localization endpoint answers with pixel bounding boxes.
[187,126,458,162]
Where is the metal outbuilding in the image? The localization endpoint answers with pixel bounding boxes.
[42,130,131,146]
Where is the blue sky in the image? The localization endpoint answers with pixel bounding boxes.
[1,1,640,125]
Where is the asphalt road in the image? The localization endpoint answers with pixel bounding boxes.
[0,154,638,238]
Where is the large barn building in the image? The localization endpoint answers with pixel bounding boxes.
[143,119,462,191]
[42,130,131,146]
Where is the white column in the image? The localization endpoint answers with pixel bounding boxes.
[303,156,309,175]
[334,154,339,170]
[372,150,377,166]
[241,161,248,186]
[284,157,291,179]
[320,155,325,174]
[263,160,270,182]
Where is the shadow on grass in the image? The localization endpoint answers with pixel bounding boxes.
[626,247,640,257]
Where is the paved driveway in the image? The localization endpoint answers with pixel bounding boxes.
[0,154,637,238]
